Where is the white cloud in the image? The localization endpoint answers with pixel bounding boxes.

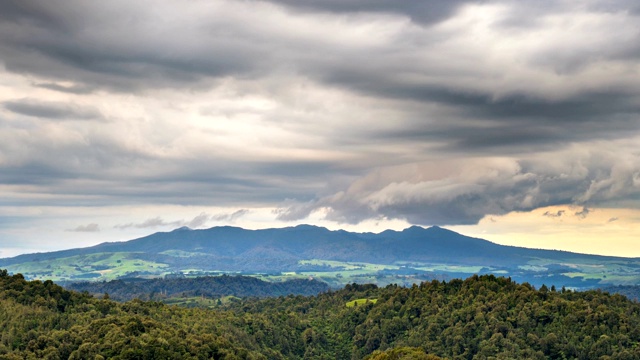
[67,223,100,232]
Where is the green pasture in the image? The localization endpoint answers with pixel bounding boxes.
[160,250,210,258]
[300,259,400,271]
[7,252,168,281]
[163,295,240,308]
[413,264,485,273]
[346,298,378,307]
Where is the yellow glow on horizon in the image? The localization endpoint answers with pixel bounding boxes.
[451,205,640,257]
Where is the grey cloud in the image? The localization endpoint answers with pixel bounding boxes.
[0,163,72,186]
[265,0,470,26]
[608,217,619,223]
[575,207,591,219]
[186,213,211,228]
[114,212,238,230]
[274,201,316,222]
[115,217,177,229]
[3,98,103,120]
[0,1,266,92]
[2,0,640,231]
[277,152,640,226]
[67,223,100,232]
[543,210,565,218]
[1,0,639,155]
[360,89,640,155]
[35,82,95,94]
[211,209,250,223]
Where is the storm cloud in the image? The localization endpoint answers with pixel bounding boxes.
[1,0,640,242]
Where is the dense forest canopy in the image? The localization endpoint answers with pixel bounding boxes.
[65,275,329,302]
[1,269,640,359]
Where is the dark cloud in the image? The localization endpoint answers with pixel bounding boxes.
[334,84,640,154]
[35,82,95,94]
[3,98,103,120]
[67,223,100,232]
[0,1,269,92]
[265,0,470,26]
[574,207,591,219]
[543,210,565,218]
[277,152,640,226]
[1,0,639,154]
[0,163,72,186]
[1,0,640,230]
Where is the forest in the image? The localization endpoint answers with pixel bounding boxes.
[65,275,329,302]
[2,268,640,359]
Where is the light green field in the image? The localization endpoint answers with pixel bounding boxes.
[7,251,640,290]
[413,265,485,273]
[160,250,210,258]
[300,259,400,271]
[161,295,242,308]
[7,252,168,282]
[294,259,448,287]
[518,265,548,272]
[346,298,378,307]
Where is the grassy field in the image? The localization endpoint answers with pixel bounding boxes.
[159,250,210,258]
[6,252,640,289]
[163,295,240,308]
[299,259,400,271]
[9,252,168,282]
[346,298,378,307]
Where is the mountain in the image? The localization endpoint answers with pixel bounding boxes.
[1,225,639,289]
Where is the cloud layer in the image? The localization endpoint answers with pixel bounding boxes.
[1,0,640,237]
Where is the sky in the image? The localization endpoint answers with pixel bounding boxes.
[1,0,640,258]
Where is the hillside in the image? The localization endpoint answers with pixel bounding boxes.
[66,275,330,302]
[1,225,639,289]
[2,271,640,359]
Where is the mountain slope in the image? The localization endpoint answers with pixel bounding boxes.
[1,225,638,288]
[0,225,620,266]
[67,275,330,302]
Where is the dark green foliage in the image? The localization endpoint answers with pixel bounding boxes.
[600,285,640,302]
[2,270,640,359]
[365,347,443,359]
[66,275,330,302]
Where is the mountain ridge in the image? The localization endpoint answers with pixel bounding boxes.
[1,224,628,265]
[1,224,638,288]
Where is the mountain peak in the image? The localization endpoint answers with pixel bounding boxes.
[293,224,326,230]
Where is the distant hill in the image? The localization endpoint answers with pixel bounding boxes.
[600,285,640,302]
[66,275,330,302]
[1,224,639,289]
[0,225,621,267]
